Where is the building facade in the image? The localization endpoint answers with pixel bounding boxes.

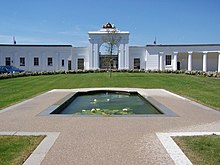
[1,23,220,72]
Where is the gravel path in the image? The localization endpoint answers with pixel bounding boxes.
[0,88,220,165]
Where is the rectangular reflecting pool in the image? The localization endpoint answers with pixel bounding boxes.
[50,90,163,116]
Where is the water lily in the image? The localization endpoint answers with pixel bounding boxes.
[96,108,100,111]
[94,99,97,102]
[122,108,128,112]
[82,110,86,112]
[106,99,110,102]
[91,108,96,112]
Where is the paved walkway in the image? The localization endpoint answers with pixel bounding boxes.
[0,88,220,165]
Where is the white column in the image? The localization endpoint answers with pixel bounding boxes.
[118,44,124,69]
[55,52,59,71]
[89,43,94,69]
[202,52,207,72]
[188,52,192,71]
[26,54,29,71]
[159,52,164,70]
[118,45,121,69]
[42,53,45,71]
[145,50,148,70]
[93,43,99,69]
[173,52,178,71]
[218,52,220,72]
[124,44,129,69]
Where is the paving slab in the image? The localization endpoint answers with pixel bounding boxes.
[0,132,59,165]
[0,88,220,164]
[157,132,220,165]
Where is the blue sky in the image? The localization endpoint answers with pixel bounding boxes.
[0,0,220,46]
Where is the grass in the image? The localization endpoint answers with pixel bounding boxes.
[0,73,219,164]
[0,72,220,110]
[173,135,220,165]
[0,135,45,165]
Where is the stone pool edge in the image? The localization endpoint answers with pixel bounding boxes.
[38,88,177,117]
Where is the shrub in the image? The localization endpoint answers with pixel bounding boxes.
[0,69,219,80]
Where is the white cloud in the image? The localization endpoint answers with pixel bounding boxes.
[57,25,86,37]
[0,25,89,46]
[0,35,14,44]
[0,34,57,44]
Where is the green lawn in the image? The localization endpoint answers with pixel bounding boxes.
[0,135,45,165]
[0,72,220,110]
[173,135,220,165]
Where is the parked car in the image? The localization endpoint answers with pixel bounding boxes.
[0,66,25,74]
[0,66,7,74]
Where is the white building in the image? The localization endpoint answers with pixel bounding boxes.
[1,22,220,72]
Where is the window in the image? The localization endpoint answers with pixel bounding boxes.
[165,55,172,65]
[20,57,25,66]
[68,60,72,70]
[134,58,140,69]
[34,57,39,66]
[48,57,53,66]
[5,57,11,66]
[61,59,65,67]
[77,58,84,70]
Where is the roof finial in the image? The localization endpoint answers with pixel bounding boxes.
[13,36,16,45]
[102,22,113,29]
[154,36,157,45]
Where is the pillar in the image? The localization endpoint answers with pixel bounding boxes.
[202,52,207,72]
[124,44,129,69]
[218,52,220,72]
[93,43,99,69]
[173,52,178,71]
[89,43,94,69]
[159,52,164,70]
[118,44,124,69]
[188,52,192,71]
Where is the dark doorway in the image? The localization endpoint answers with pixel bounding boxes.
[134,58,140,69]
[5,57,11,66]
[99,55,118,69]
[177,61,181,70]
[68,60,72,70]
[78,58,84,70]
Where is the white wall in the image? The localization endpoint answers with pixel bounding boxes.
[207,53,218,71]
[177,53,188,70]
[147,45,220,53]
[129,46,146,69]
[147,45,220,71]
[0,45,72,71]
[72,47,89,70]
[1,44,220,72]
[145,47,159,70]
[192,53,203,71]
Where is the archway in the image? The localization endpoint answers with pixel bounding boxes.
[88,22,130,70]
[99,42,119,69]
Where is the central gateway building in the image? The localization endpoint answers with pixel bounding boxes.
[0,22,220,72]
[88,23,129,70]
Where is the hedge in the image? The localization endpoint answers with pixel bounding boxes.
[0,69,220,79]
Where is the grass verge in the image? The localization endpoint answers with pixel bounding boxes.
[173,135,220,165]
[0,73,219,110]
[0,135,45,165]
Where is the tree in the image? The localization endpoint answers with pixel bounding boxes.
[102,27,121,77]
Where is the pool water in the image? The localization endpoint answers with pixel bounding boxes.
[51,91,162,115]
